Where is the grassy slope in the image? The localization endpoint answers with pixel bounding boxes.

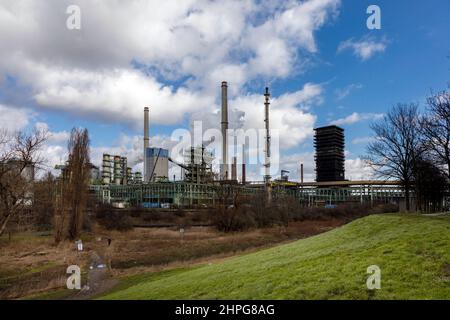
[101,214,450,300]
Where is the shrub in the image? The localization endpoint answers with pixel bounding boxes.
[95,205,133,231]
[142,210,162,222]
[212,206,256,232]
[212,190,401,233]
[100,211,133,231]
[174,209,186,217]
[129,207,142,218]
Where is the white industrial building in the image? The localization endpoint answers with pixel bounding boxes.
[144,147,169,183]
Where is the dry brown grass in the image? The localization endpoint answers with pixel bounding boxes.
[96,219,345,271]
[0,218,345,299]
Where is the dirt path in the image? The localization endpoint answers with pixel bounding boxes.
[68,251,118,300]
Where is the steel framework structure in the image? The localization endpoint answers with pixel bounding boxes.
[89,181,422,208]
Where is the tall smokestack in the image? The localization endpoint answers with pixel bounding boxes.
[144,107,150,182]
[301,163,304,184]
[221,81,229,180]
[264,87,271,183]
[242,144,246,185]
[232,157,237,181]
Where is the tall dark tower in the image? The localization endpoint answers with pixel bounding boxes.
[314,125,345,182]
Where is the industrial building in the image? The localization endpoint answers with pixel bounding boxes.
[170,147,215,184]
[89,81,448,209]
[101,154,141,186]
[314,125,345,182]
[143,106,170,183]
[145,148,169,182]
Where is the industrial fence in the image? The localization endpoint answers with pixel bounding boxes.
[86,182,443,209]
[89,183,262,208]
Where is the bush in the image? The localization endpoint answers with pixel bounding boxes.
[212,192,400,233]
[369,202,399,214]
[142,210,162,222]
[95,205,133,231]
[101,211,133,231]
[174,209,186,217]
[212,206,256,232]
[129,207,142,218]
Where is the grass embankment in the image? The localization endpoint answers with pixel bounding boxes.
[100,214,450,300]
[1,219,345,299]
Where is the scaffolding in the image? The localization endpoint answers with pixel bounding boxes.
[88,181,422,209]
[182,147,215,184]
[89,182,261,208]
[282,185,405,206]
[314,125,345,182]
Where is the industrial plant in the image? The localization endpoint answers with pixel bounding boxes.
[86,81,412,209]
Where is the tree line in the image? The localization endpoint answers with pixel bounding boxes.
[0,127,91,241]
[366,89,450,212]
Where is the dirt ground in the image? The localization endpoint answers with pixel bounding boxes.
[0,218,346,299]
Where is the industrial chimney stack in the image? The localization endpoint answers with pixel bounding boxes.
[221,81,229,180]
[144,107,150,182]
[264,87,271,183]
[242,144,246,185]
[231,157,237,181]
[300,163,304,184]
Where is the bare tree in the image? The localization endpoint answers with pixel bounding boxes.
[54,128,90,242]
[33,172,57,230]
[413,157,448,213]
[0,129,47,236]
[366,104,424,212]
[420,89,450,179]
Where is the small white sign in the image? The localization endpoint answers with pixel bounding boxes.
[76,240,83,251]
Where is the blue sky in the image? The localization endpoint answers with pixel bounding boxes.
[0,0,449,180]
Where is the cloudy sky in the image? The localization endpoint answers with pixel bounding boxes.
[0,0,449,181]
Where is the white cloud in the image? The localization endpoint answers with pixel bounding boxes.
[29,65,212,127]
[338,36,387,61]
[0,109,64,175]
[0,0,340,128]
[352,136,375,145]
[275,152,315,182]
[0,104,30,132]
[244,0,340,78]
[191,83,322,150]
[345,158,373,180]
[335,83,363,100]
[0,0,344,181]
[40,144,68,175]
[236,84,320,150]
[330,112,384,126]
[34,122,70,144]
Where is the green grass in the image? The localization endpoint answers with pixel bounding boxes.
[99,214,450,300]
